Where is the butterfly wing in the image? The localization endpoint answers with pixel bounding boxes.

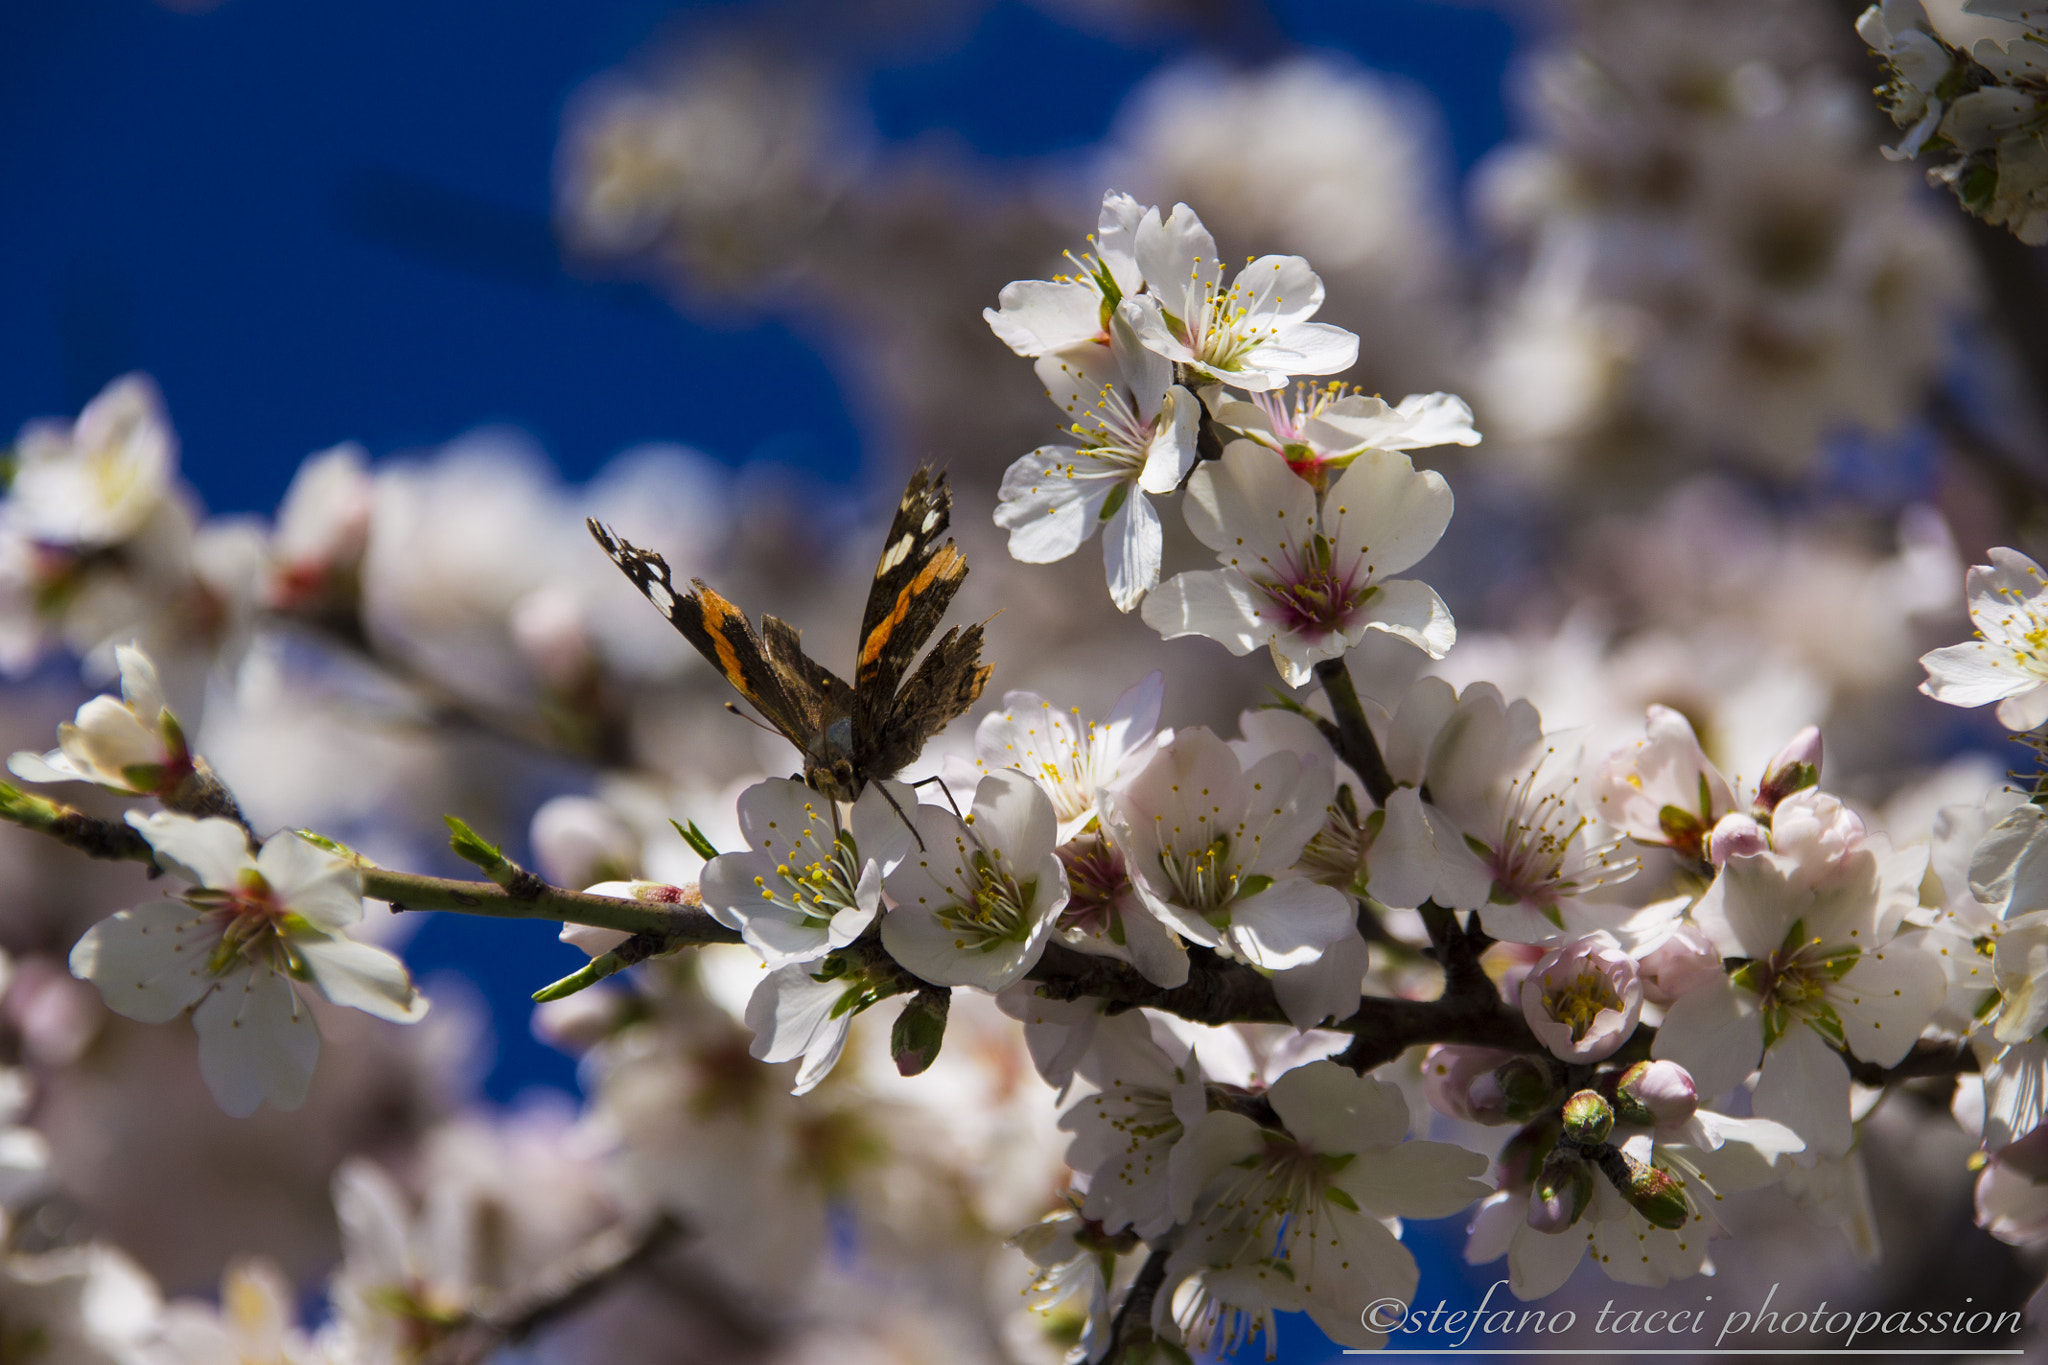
[587,520,830,760]
[854,468,971,747]
[862,623,994,780]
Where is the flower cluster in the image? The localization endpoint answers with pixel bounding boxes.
[1861,0,2048,243]
[1,161,2045,1365]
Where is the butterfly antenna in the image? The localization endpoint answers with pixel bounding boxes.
[872,780,928,853]
[910,774,964,821]
[722,701,783,738]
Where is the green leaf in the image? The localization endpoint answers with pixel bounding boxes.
[444,815,506,873]
[671,819,721,862]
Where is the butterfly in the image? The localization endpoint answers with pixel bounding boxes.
[588,467,992,805]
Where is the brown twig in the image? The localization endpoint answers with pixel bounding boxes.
[422,1214,684,1365]
[1312,658,1395,806]
[1102,1243,1174,1365]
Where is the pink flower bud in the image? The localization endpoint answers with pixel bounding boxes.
[1637,924,1723,1006]
[1422,1044,1516,1124]
[1527,1155,1593,1234]
[1705,813,1767,866]
[1768,789,1867,879]
[1520,933,1644,1063]
[1617,1059,1698,1128]
[1755,726,1822,814]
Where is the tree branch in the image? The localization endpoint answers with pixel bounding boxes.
[0,785,739,943]
[1102,1243,1173,1365]
[423,1214,687,1365]
[1312,658,1395,806]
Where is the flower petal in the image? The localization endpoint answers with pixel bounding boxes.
[191,964,319,1117]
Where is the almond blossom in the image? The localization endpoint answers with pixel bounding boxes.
[1056,1011,1206,1239]
[1162,1061,1490,1353]
[994,308,1199,610]
[1103,726,1350,970]
[1467,1109,1805,1299]
[8,643,189,798]
[1141,441,1455,685]
[880,770,1068,991]
[1520,932,1644,1063]
[699,777,915,967]
[973,673,1166,845]
[68,812,428,1116]
[1208,385,1479,490]
[1123,202,1358,390]
[1369,679,1636,942]
[1652,845,1943,1156]
[983,190,1147,358]
[7,374,177,549]
[1920,547,2048,730]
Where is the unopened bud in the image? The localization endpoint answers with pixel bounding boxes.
[1496,1056,1558,1122]
[1615,1060,1698,1128]
[1620,1158,1691,1230]
[1528,1153,1595,1233]
[1637,925,1723,1006]
[1561,1089,1614,1146]
[1496,1118,1561,1194]
[891,987,951,1077]
[1705,813,1767,866]
[1423,1045,1517,1124]
[1755,727,1822,814]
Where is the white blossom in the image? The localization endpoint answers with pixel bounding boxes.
[9,643,188,796]
[880,770,1068,991]
[1123,203,1358,390]
[1104,726,1350,970]
[700,777,915,967]
[1142,441,1455,685]
[1921,547,2048,730]
[1653,847,1943,1155]
[1163,1061,1489,1353]
[7,374,177,549]
[995,309,1199,611]
[68,812,428,1116]
[984,191,1147,358]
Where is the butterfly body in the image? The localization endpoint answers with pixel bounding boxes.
[589,467,991,801]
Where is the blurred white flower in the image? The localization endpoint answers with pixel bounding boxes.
[69,812,427,1116]
[8,374,176,549]
[9,643,188,796]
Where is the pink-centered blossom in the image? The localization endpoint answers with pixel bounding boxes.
[1141,442,1455,686]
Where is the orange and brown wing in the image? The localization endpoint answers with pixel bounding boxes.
[588,520,827,753]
